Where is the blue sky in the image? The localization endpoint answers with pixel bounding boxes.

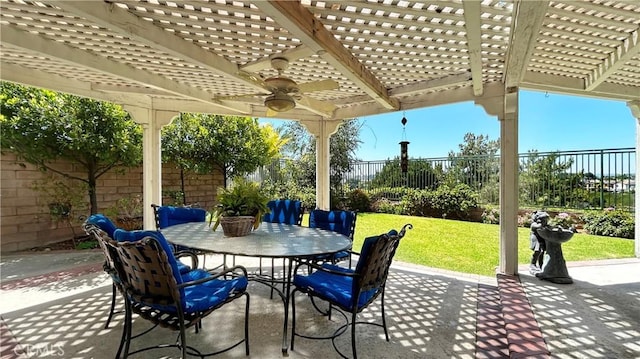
[261,90,636,161]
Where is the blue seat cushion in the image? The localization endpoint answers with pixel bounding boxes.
[293,263,377,311]
[157,206,206,229]
[262,200,302,225]
[151,276,248,313]
[86,214,118,238]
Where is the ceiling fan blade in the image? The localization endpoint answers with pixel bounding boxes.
[214,93,265,101]
[237,70,267,88]
[297,95,336,117]
[298,79,339,93]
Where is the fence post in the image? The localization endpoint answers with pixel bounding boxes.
[599,149,604,209]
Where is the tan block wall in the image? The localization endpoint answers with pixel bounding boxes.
[0,153,222,252]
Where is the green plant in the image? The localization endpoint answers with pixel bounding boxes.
[550,212,575,229]
[31,174,89,247]
[481,207,500,224]
[518,212,533,228]
[31,174,88,221]
[210,178,270,231]
[581,209,634,239]
[107,195,143,219]
[76,240,98,250]
[346,189,371,212]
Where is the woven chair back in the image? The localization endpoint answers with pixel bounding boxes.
[354,224,412,302]
[114,237,181,307]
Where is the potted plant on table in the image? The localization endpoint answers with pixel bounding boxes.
[210,178,270,237]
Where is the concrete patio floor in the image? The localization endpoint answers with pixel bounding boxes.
[0,251,638,358]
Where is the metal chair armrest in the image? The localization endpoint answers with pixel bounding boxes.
[178,265,248,289]
[175,250,199,269]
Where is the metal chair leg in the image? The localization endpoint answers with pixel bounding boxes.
[104,283,117,329]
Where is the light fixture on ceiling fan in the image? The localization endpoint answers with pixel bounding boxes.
[264,91,296,112]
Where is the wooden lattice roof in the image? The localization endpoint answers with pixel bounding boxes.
[1,0,638,121]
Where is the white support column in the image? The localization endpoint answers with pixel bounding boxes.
[476,87,520,275]
[317,128,331,210]
[627,100,640,258]
[299,119,343,210]
[125,106,177,230]
[499,89,520,275]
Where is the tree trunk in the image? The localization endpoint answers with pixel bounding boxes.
[88,172,98,214]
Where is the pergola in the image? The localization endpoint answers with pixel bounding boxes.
[1,0,638,275]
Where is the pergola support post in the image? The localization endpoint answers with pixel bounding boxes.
[299,119,343,210]
[476,87,520,275]
[125,106,177,229]
[627,100,640,258]
[499,88,520,275]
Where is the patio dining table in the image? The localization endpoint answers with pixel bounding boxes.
[161,221,352,354]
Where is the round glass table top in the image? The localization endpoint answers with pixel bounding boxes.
[161,221,352,259]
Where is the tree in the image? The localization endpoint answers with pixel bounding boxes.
[0,82,142,214]
[445,133,500,190]
[268,119,362,206]
[519,151,584,207]
[162,113,282,191]
[370,157,443,190]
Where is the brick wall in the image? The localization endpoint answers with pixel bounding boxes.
[0,153,222,252]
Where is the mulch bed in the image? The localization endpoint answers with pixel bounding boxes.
[30,235,98,251]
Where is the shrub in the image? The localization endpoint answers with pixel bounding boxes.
[370,198,403,214]
[368,187,413,202]
[429,184,479,220]
[581,209,634,239]
[347,189,371,212]
[550,212,575,230]
[518,212,533,228]
[481,207,500,224]
[399,189,432,217]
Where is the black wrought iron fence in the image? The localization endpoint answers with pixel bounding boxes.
[248,147,635,211]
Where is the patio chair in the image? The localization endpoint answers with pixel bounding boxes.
[83,214,120,329]
[152,204,207,229]
[290,224,412,359]
[261,199,304,296]
[308,209,357,265]
[262,199,304,225]
[152,204,213,269]
[85,214,203,329]
[111,228,250,358]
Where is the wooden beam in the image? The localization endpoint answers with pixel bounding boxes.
[586,29,639,91]
[389,73,472,96]
[503,0,549,87]
[52,1,266,94]
[463,0,484,96]
[0,25,250,114]
[522,71,640,101]
[256,1,398,110]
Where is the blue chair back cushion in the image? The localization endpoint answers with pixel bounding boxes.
[157,206,206,229]
[86,214,118,238]
[262,200,302,225]
[309,210,355,238]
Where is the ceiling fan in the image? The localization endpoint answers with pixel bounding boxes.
[223,57,339,117]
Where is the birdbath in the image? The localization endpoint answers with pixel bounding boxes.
[535,226,574,284]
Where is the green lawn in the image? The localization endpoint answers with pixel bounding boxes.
[305,212,635,277]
